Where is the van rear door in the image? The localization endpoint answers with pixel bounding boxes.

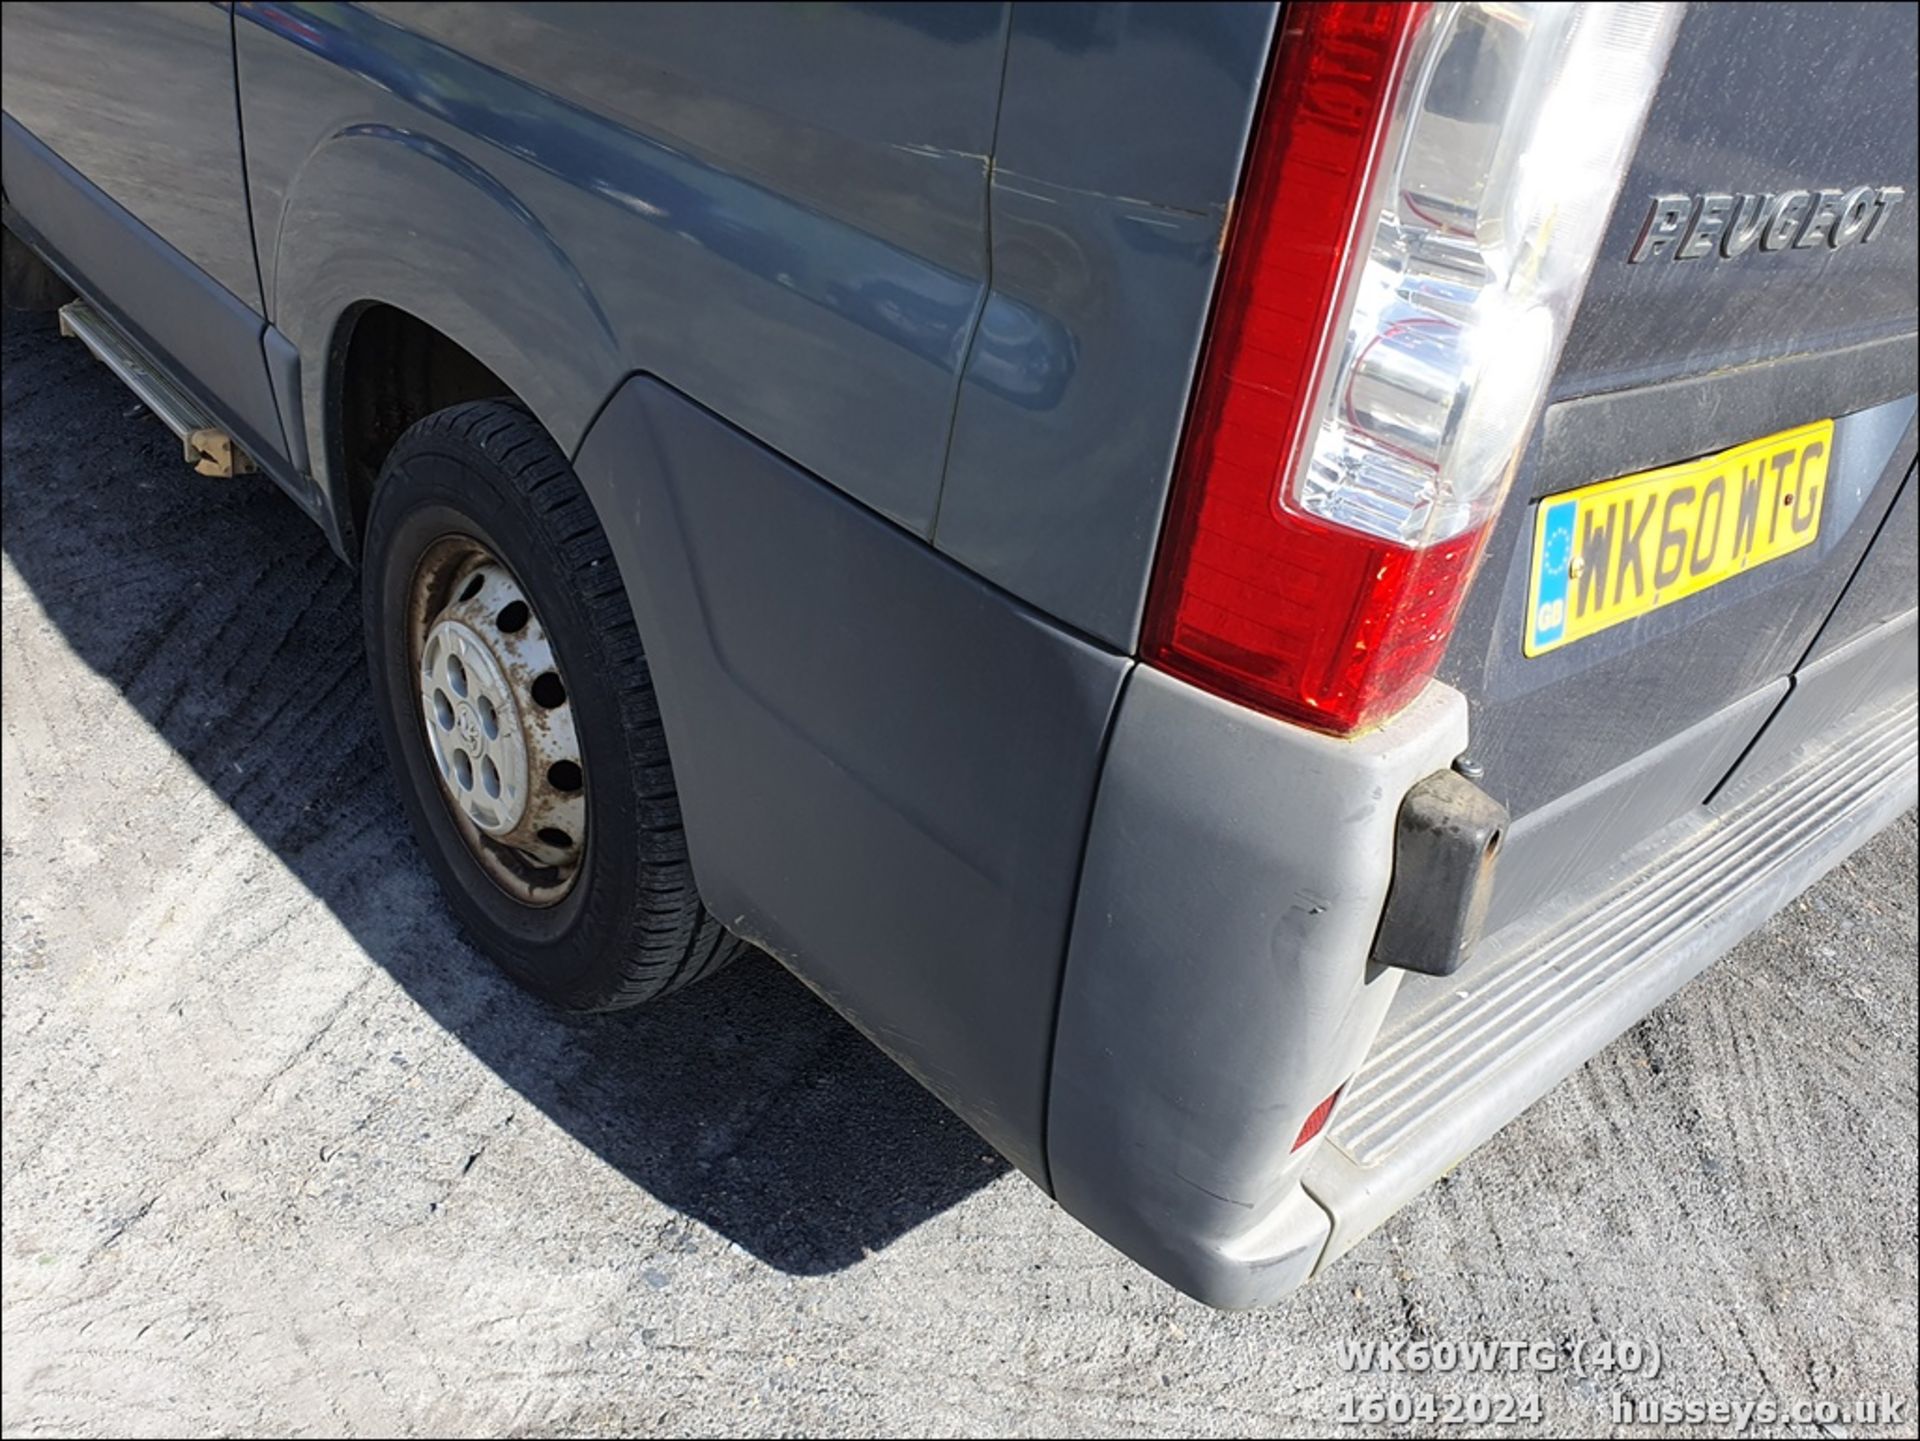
[1439,0,1918,934]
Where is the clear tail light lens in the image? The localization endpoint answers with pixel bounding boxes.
[1146,1,1682,734]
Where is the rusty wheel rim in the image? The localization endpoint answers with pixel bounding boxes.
[409,534,586,906]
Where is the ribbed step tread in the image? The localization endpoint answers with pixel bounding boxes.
[57,300,216,461]
[1331,695,1918,1166]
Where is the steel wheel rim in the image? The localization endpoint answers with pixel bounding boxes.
[409,534,586,906]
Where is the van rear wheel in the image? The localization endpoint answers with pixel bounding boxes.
[361,399,744,1009]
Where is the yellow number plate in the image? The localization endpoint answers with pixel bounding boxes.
[1525,419,1831,657]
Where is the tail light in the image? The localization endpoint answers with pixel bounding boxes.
[1145,1,1681,734]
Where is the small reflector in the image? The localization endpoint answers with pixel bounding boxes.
[1293,1085,1345,1152]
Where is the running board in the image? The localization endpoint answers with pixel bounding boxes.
[1303,681,1919,1272]
[57,300,253,477]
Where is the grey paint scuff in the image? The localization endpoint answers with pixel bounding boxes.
[1048,670,1467,1307]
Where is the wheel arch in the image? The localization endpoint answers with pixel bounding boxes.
[328,300,516,560]
[266,122,625,559]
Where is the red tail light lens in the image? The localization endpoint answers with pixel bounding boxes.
[1145,1,1680,734]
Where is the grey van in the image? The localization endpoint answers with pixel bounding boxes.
[3,0,1914,1307]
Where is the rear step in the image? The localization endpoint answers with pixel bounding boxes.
[1304,666,1919,1270]
[57,300,253,478]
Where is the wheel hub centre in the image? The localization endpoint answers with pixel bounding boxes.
[420,614,528,835]
[453,701,483,754]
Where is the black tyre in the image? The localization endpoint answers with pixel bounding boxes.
[362,399,744,1009]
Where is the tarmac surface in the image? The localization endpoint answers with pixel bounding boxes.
[4,311,1916,1436]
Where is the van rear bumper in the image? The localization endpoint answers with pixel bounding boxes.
[1046,615,1917,1308]
[1045,670,1469,1308]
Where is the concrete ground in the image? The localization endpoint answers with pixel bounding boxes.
[3,310,1916,1438]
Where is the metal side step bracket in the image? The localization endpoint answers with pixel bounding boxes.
[57,300,254,477]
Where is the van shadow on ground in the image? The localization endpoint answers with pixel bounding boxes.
[0,311,1008,1274]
